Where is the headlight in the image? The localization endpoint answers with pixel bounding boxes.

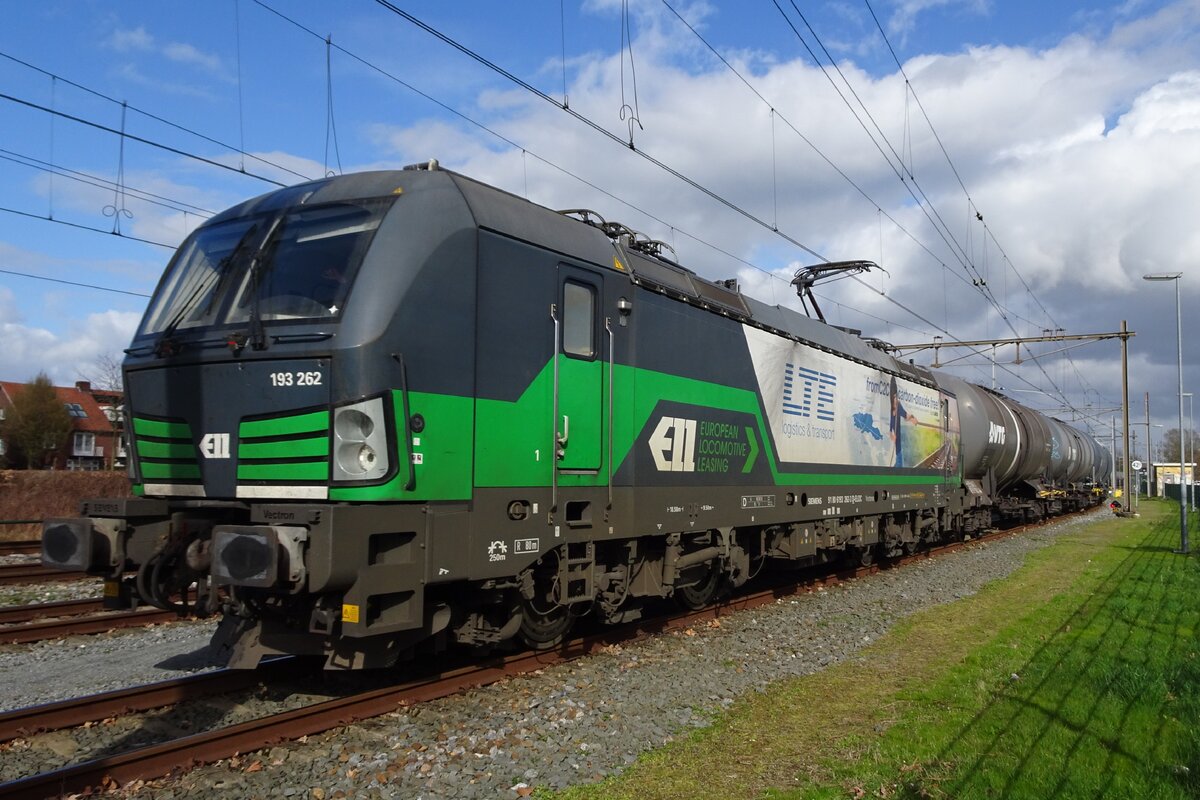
[333,397,389,481]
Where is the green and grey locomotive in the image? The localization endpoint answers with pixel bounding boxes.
[41,163,1109,668]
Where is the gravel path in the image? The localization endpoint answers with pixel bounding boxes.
[0,553,104,606]
[0,512,1103,799]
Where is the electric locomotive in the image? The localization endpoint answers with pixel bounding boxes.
[41,163,1108,668]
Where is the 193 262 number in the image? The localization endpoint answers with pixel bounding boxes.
[270,371,323,387]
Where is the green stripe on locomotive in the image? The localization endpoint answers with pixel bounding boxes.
[237,410,331,483]
[332,357,956,503]
[131,416,201,482]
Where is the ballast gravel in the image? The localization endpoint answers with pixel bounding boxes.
[0,512,1102,799]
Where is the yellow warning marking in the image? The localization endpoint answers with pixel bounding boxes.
[613,256,626,271]
[341,604,360,624]
[392,187,405,195]
[103,580,120,598]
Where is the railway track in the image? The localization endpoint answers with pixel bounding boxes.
[0,508,1100,800]
[0,562,88,587]
[0,597,104,625]
[0,605,179,645]
[0,540,40,557]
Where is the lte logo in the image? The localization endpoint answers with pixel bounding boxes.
[649,416,697,472]
[782,363,836,422]
[199,433,231,459]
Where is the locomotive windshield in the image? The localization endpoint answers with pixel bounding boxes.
[138,197,393,337]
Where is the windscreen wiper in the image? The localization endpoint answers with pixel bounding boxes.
[242,215,286,352]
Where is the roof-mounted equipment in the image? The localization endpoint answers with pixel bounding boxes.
[558,209,678,261]
[791,260,880,323]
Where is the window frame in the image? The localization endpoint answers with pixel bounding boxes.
[73,431,95,456]
[560,278,599,361]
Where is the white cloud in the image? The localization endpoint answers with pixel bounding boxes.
[107,26,154,53]
[347,0,1200,418]
[112,63,218,100]
[162,42,224,74]
[106,24,230,83]
[0,297,141,386]
[888,0,991,42]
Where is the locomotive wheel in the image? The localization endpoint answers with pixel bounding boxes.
[675,559,724,610]
[518,598,573,650]
[854,545,875,567]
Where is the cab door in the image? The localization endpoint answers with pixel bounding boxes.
[553,265,605,472]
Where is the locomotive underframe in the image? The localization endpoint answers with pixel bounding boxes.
[50,479,1101,669]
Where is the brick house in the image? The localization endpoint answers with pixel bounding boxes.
[0,380,126,470]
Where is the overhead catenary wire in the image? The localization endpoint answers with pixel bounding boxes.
[0,3,907,337]
[0,204,176,249]
[772,1,1018,317]
[360,0,1079,399]
[861,0,1107,407]
[0,91,290,188]
[657,1,1048,337]
[0,147,215,217]
[656,1,1063,390]
[0,266,152,298]
[0,6,1073,401]
[0,51,312,184]
[254,0,935,339]
[769,1,1074,407]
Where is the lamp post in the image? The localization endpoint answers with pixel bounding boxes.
[1144,272,1188,554]
[1185,392,1195,513]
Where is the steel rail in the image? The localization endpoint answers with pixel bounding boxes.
[0,599,781,800]
[0,598,103,625]
[0,564,87,587]
[0,540,40,556]
[0,606,178,645]
[0,657,308,745]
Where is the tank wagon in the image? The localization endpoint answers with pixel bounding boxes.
[41,164,1109,668]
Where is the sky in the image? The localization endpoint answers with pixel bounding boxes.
[0,0,1197,451]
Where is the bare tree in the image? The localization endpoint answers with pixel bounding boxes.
[1157,428,1199,464]
[79,353,124,392]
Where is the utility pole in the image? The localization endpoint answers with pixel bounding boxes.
[1146,392,1152,497]
[1111,417,1117,492]
[1132,429,1140,510]
[1122,320,1131,503]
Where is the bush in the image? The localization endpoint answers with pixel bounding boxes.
[0,470,131,540]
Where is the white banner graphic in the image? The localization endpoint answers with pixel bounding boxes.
[744,326,946,469]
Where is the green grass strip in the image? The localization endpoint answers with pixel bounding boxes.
[554,502,1199,800]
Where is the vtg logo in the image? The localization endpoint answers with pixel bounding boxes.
[988,422,1006,446]
[199,432,231,459]
[649,416,697,472]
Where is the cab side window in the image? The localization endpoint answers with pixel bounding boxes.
[563,281,596,358]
